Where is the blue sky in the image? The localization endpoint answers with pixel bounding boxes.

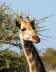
[0,0,56,52]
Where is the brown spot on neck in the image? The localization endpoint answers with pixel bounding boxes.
[31,63,37,72]
[25,48,31,56]
[28,57,33,64]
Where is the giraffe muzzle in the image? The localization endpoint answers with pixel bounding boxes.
[32,35,40,43]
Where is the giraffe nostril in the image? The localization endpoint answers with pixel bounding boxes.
[32,36,40,43]
[36,36,40,42]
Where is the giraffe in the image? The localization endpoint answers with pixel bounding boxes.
[15,16,46,72]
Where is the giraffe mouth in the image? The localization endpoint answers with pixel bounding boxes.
[32,36,40,43]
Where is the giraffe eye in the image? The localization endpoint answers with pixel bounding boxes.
[15,20,21,29]
[21,28,26,31]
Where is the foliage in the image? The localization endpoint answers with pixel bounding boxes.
[42,48,56,67]
[0,2,22,50]
[0,49,29,72]
[0,3,29,72]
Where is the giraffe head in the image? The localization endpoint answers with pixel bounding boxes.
[16,16,40,43]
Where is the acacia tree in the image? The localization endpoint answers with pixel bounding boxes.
[0,3,22,49]
[42,48,56,67]
[0,3,27,72]
[0,49,29,72]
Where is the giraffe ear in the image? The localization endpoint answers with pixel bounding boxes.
[15,16,23,29]
[15,20,21,29]
[30,20,35,30]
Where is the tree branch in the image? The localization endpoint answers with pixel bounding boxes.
[0,40,20,47]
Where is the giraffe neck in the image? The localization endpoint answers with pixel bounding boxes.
[21,40,46,72]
